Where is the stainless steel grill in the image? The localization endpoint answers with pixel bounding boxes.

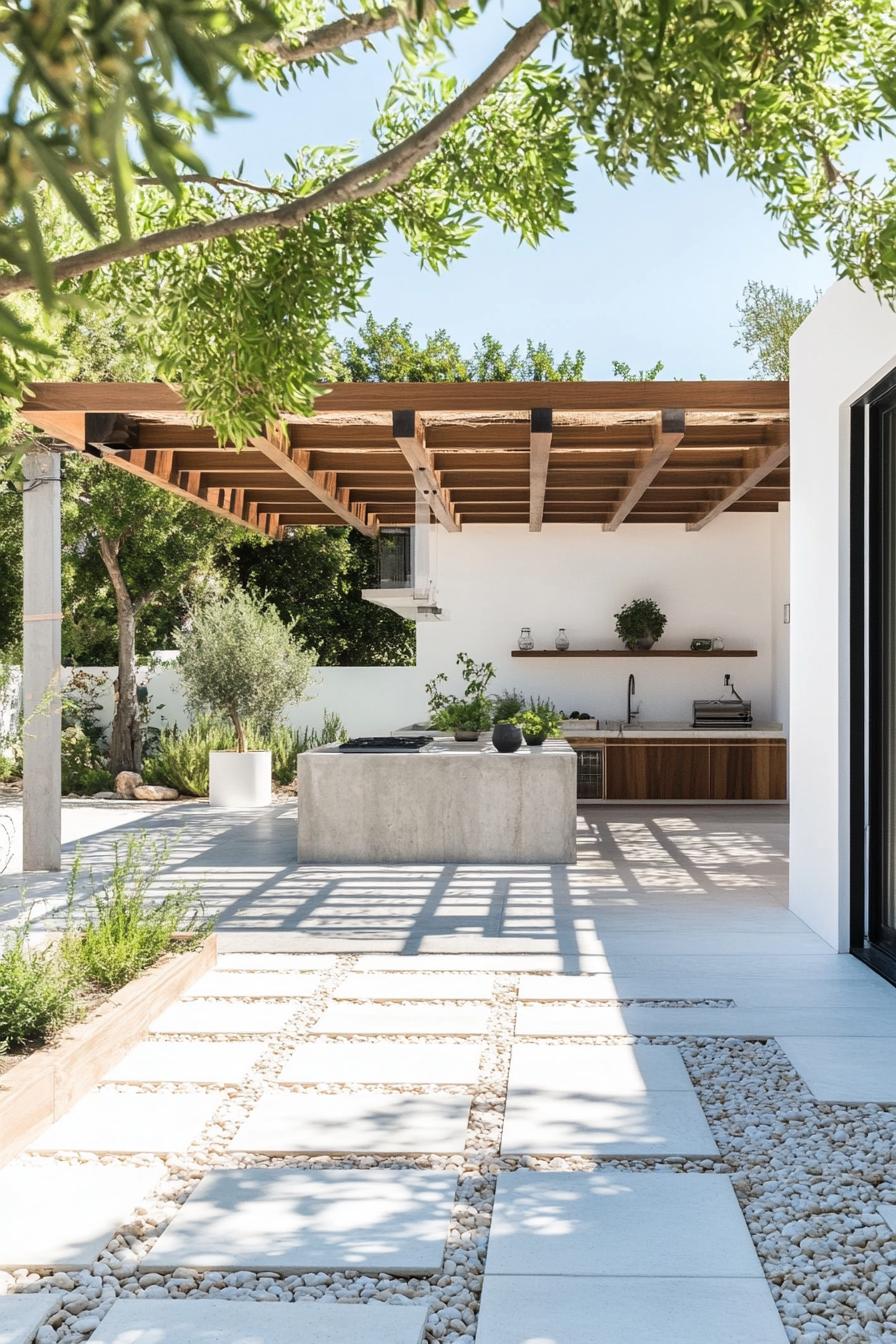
[692,699,753,728]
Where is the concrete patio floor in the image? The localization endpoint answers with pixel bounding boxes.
[0,799,801,962]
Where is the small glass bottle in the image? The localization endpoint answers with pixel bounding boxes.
[555,627,570,651]
[518,626,534,651]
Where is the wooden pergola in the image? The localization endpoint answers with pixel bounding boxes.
[20,379,789,536]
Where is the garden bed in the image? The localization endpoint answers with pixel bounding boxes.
[0,933,216,1165]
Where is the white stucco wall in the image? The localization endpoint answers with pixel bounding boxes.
[790,281,896,950]
[416,517,785,725]
[38,511,787,747]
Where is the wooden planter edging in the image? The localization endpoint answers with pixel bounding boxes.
[0,933,217,1167]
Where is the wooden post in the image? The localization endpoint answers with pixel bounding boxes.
[22,450,62,871]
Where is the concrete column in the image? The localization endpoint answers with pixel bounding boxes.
[22,450,62,871]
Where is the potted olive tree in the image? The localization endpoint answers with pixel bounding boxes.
[176,589,317,808]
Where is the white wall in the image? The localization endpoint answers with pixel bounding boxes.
[790,281,896,950]
[418,517,783,725]
[35,510,787,743]
[771,504,791,734]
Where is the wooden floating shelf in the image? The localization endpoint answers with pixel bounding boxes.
[511,649,758,658]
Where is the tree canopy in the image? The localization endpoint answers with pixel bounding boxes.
[2,1,896,439]
[734,280,815,379]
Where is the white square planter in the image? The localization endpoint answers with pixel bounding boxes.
[208,750,272,808]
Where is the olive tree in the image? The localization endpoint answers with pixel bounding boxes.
[2,1,896,440]
[176,589,317,753]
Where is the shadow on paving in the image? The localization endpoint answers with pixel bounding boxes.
[0,799,805,971]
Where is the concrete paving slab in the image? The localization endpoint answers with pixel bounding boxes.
[501,1043,717,1156]
[485,1171,762,1278]
[516,1004,896,1038]
[334,972,494,1001]
[217,953,336,970]
[105,1040,266,1084]
[0,1293,61,1344]
[230,1091,470,1154]
[28,1088,223,1153]
[475,1276,787,1344]
[0,1164,162,1268]
[150,1000,296,1035]
[517,973,896,1009]
[185,970,321,998]
[776,1037,896,1102]
[310,1003,489,1036]
[88,1299,428,1344]
[143,1167,457,1274]
[278,1041,481,1085]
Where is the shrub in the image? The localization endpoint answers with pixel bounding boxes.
[0,735,22,783]
[143,715,234,795]
[61,724,113,796]
[62,834,211,991]
[426,653,496,733]
[0,928,78,1051]
[176,589,317,752]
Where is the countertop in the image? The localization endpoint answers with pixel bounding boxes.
[310,739,575,756]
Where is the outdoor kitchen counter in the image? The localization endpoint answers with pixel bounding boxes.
[296,738,577,865]
[393,721,787,741]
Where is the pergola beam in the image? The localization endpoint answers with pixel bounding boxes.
[528,407,553,532]
[604,409,685,532]
[249,426,377,536]
[392,410,460,532]
[686,427,790,531]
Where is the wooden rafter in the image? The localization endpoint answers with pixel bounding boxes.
[392,410,460,532]
[249,426,377,536]
[16,383,790,530]
[604,409,685,532]
[686,427,790,531]
[528,407,553,533]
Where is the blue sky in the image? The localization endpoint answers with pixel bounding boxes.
[197,3,837,378]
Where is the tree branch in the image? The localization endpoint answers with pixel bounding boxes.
[0,10,551,298]
[134,173,294,199]
[266,0,470,65]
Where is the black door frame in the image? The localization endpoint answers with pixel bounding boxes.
[850,368,896,983]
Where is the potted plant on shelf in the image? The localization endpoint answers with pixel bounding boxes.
[614,597,668,651]
[513,697,564,746]
[176,589,317,808]
[425,653,495,742]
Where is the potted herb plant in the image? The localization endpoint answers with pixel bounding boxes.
[614,597,668,650]
[425,653,496,742]
[513,697,564,746]
[176,589,317,808]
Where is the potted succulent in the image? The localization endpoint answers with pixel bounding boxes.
[176,589,316,808]
[425,653,495,742]
[614,597,668,650]
[514,699,564,746]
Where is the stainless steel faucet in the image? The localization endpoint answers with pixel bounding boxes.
[627,673,639,725]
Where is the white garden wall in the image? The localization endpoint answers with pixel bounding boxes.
[44,510,789,741]
[789,280,896,950]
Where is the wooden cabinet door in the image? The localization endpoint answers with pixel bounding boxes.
[709,741,787,800]
[605,743,711,800]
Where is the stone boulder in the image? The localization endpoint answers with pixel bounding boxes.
[114,770,143,798]
[133,783,179,802]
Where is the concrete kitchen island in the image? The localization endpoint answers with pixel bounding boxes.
[296,738,577,864]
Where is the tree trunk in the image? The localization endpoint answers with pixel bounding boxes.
[98,532,143,775]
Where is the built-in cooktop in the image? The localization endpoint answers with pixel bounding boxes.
[337,736,433,753]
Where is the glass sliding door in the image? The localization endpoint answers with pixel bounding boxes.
[856,375,896,977]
